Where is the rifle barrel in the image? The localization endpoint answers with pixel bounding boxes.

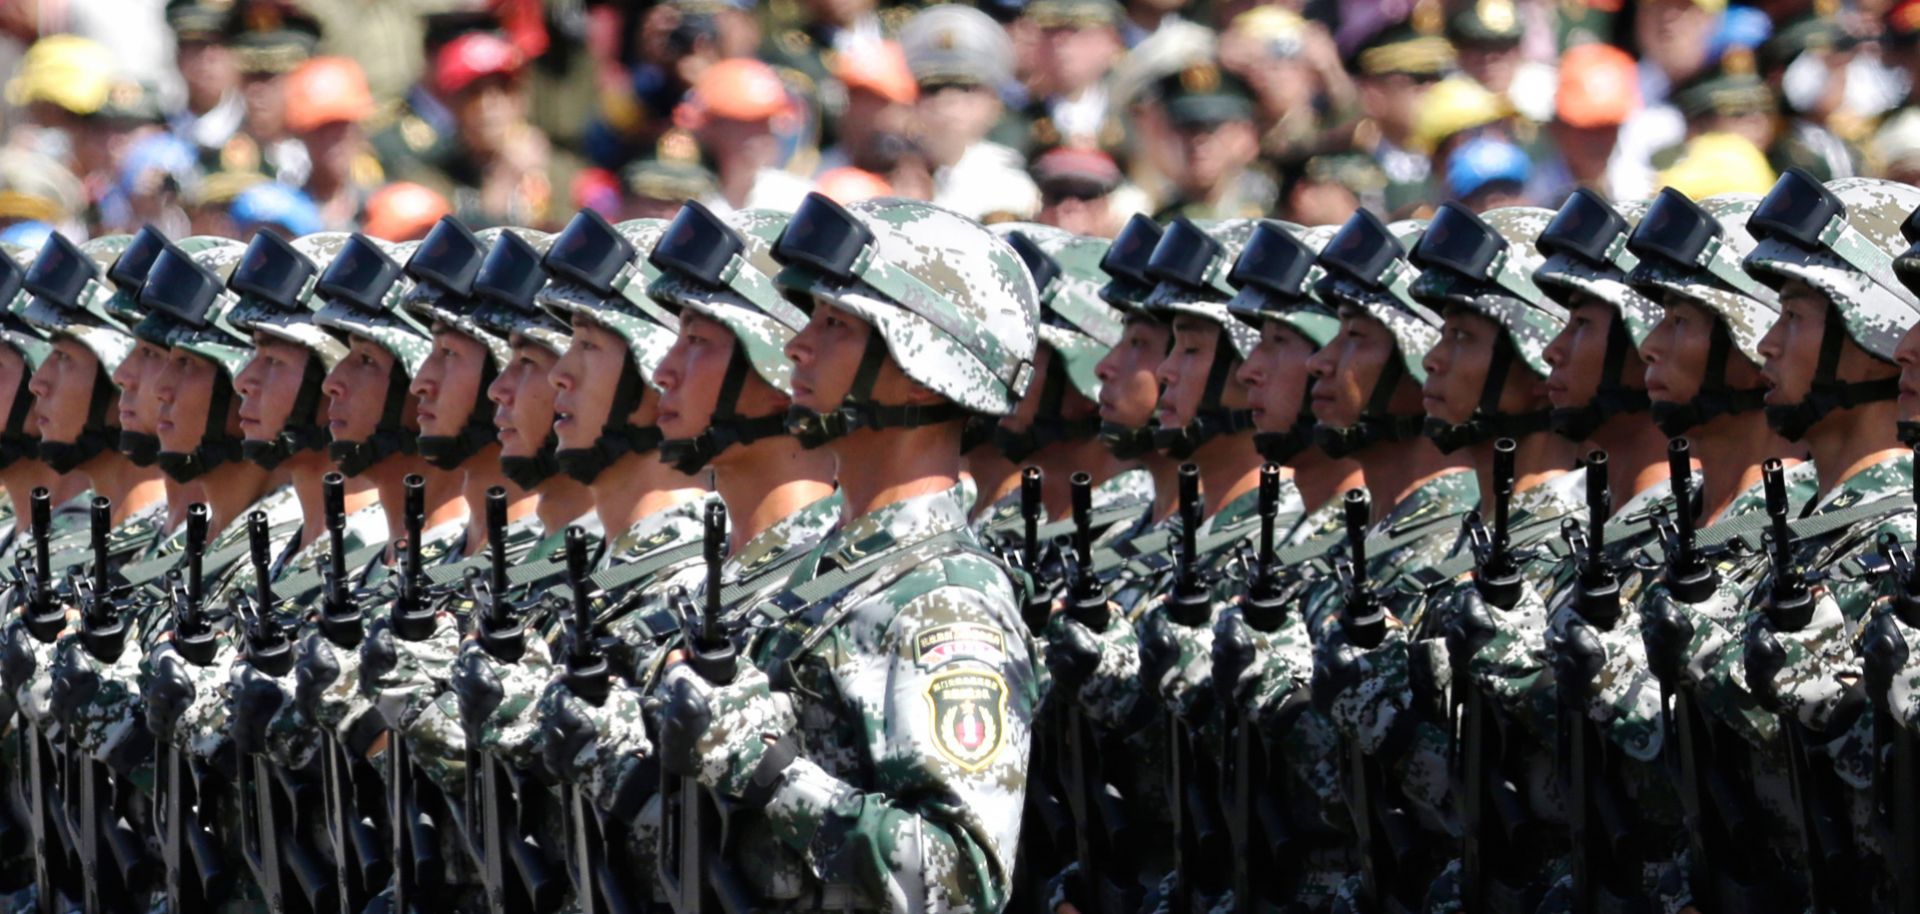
[30,487,49,587]
[1586,450,1610,571]
[702,501,726,644]
[485,486,508,600]
[1021,466,1043,568]
[1491,439,1515,553]
[1258,464,1278,569]
[90,496,110,589]
[565,527,591,664]
[1070,471,1093,568]
[186,503,208,608]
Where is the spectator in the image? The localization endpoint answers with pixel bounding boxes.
[1446,135,1531,210]
[166,0,245,167]
[621,155,718,220]
[1275,151,1388,225]
[185,168,267,236]
[1447,0,1555,124]
[1014,0,1129,162]
[1535,42,1641,203]
[282,56,381,230]
[1655,129,1775,197]
[5,35,118,184]
[1874,108,1920,187]
[1610,0,1722,200]
[400,31,581,228]
[814,166,894,202]
[100,132,196,235]
[223,3,322,184]
[1148,58,1270,219]
[1759,11,1862,181]
[0,149,86,239]
[1225,6,1353,163]
[677,58,811,212]
[820,40,918,174]
[1343,10,1455,214]
[230,180,321,237]
[1670,48,1776,160]
[1032,146,1123,236]
[361,181,451,241]
[901,4,1041,221]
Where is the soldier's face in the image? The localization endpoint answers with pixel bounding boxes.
[1894,320,1920,422]
[1759,282,1832,409]
[0,347,26,438]
[153,349,224,453]
[1157,315,1247,430]
[1641,296,1760,408]
[1421,309,1502,426]
[655,312,789,450]
[113,340,168,436]
[29,338,105,445]
[1544,296,1640,411]
[490,341,561,458]
[1095,316,1169,428]
[551,317,641,450]
[323,336,404,445]
[785,298,870,416]
[1307,311,1397,428]
[1237,318,1316,436]
[235,335,313,441]
[1001,344,1096,435]
[412,327,491,439]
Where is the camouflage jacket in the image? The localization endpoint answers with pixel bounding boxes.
[599,493,717,676]
[727,485,1039,913]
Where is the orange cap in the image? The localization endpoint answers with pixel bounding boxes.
[1556,43,1640,129]
[687,58,793,123]
[285,56,377,133]
[434,32,524,97]
[363,182,452,242]
[814,167,894,203]
[834,41,917,106]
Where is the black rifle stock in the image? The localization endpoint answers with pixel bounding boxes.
[558,528,638,914]
[1057,471,1131,914]
[387,475,447,914]
[1227,465,1293,912]
[1455,440,1517,912]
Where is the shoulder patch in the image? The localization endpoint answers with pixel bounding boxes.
[913,622,1006,668]
[925,669,1008,772]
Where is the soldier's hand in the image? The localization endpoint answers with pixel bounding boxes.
[145,642,196,737]
[231,663,286,755]
[1044,615,1102,688]
[658,660,798,807]
[1212,608,1258,710]
[1641,591,1695,688]
[1138,607,1180,690]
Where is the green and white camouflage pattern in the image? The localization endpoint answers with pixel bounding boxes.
[1628,194,1778,362]
[1225,223,1341,348]
[1409,206,1564,378]
[130,237,256,378]
[647,208,809,393]
[1533,199,1663,346]
[1317,218,1440,383]
[539,218,681,381]
[1741,177,1920,361]
[227,232,354,371]
[1139,219,1261,357]
[314,238,430,374]
[991,223,1121,401]
[773,196,1041,416]
[400,226,547,370]
[19,234,135,373]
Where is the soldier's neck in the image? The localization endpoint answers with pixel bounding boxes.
[1032,436,1125,521]
[590,449,705,538]
[0,459,54,521]
[1191,433,1263,518]
[1470,431,1576,509]
[458,445,509,558]
[1356,435,1468,522]
[190,459,273,535]
[1143,452,1182,524]
[1589,412,1672,517]
[1806,399,1905,499]
[81,452,166,525]
[829,422,962,525]
[161,478,191,537]
[714,437,836,554]
[1690,410,1797,524]
[1289,449,1362,518]
[289,450,373,554]
[964,444,1020,522]
[368,456,468,551]
[532,476,591,535]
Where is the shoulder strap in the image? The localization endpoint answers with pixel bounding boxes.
[269,539,394,599]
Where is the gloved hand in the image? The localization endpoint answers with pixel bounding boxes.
[657,662,798,807]
[1743,589,1855,730]
[1044,609,1144,731]
[360,613,461,732]
[536,677,654,818]
[231,662,287,757]
[453,636,557,772]
[1140,602,1215,725]
[296,629,371,742]
[1310,615,1411,755]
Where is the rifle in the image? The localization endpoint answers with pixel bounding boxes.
[22,487,60,641]
[387,475,447,914]
[558,527,640,914]
[662,501,756,914]
[1225,465,1296,911]
[1453,440,1523,912]
[1009,465,1073,911]
[1865,452,1920,914]
[1165,463,1226,913]
[159,506,229,912]
[75,497,127,661]
[1335,488,1395,910]
[17,488,72,914]
[313,473,384,914]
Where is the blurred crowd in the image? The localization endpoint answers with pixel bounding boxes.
[1,0,1918,243]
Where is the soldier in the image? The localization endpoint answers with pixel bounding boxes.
[1740,172,1920,910]
[1093,214,1183,540]
[1146,62,1275,222]
[653,192,1040,911]
[0,246,53,560]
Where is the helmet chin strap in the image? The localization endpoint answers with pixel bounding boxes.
[1423,335,1552,454]
[1550,312,1651,441]
[1312,352,1424,460]
[785,333,964,450]
[242,359,330,471]
[1254,377,1319,465]
[555,358,664,485]
[1649,322,1767,437]
[1763,312,1898,441]
[38,366,119,474]
[500,431,562,490]
[659,344,793,474]
[1153,328,1254,461]
[156,372,245,483]
[329,361,417,478]
[991,355,1100,463]
[417,362,501,470]
[0,381,35,470]
[1899,420,1920,447]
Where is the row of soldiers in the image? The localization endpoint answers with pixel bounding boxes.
[0,168,1913,914]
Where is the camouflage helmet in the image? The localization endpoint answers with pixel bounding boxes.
[1740,171,1920,439]
[1097,213,1165,312]
[1225,222,1342,349]
[470,229,565,355]
[770,193,1039,447]
[1531,191,1662,441]
[226,230,352,469]
[227,231,353,372]
[1140,218,1262,357]
[1310,210,1437,457]
[0,243,49,370]
[20,232,136,374]
[99,226,168,327]
[1743,171,1920,362]
[991,222,1121,460]
[398,218,530,371]
[538,210,680,384]
[132,237,254,482]
[641,204,807,473]
[312,235,428,374]
[1628,191,1779,364]
[1409,204,1564,377]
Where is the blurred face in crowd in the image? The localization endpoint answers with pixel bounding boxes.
[1457,41,1521,96]
[1040,24,1121,96]
[1638,0,1714,82]
[1242,52,1316,122]
[1095,315,1171,429]
[916,82,1002,165]
[1171,118,1258,197]
[839,87,915,157]
[490,341,562,457]
[1699,110,1775,153]
[1549,122,1620,185]
[455,74,527,158]
[1357,72,1434,143]
[1283,177,1360,227]
[177,38,239,114]
[698,115,781,187]
[301,119,365,186]
[241,72,288,140]
[1038,186,1113,236]
[806,0,877,29]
